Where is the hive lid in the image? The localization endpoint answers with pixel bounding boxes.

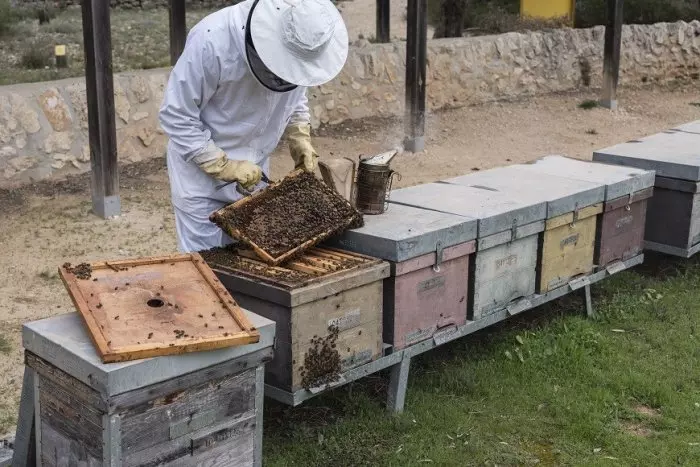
[58,254,260,363]
[22,311,275,397]
[388,182,546,238]
[330,203,477,263]
[671,120,700,135]
[522,155,656,200]
[593,130,700,182]
[443,165,605,218]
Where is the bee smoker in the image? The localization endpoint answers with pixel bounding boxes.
[319,150,401,215]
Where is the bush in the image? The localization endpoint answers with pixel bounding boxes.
[576,0,700,28]
[428,0,700,36]
[21,42,54,70]
[0,0,18,36]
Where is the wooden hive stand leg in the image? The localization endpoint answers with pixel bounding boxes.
[254,366,265,467]
[583,284,594,318]
[10,367,36,467]
[386,354,411,413]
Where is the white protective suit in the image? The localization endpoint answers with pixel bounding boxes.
[159,1,310,253]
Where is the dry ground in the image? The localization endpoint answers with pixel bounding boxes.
[0,85,699,436]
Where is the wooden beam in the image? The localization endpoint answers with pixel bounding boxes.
[601,0,623,110]
[404,0,428,153]
[376,0,390,43]
[81,0,120,218]
[169,0,187,66]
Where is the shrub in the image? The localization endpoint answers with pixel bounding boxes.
[0,0,18,36]
[21,42,54,70]
[428,0,700,36]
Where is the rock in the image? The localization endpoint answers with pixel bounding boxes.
[325,99,336,110]
[79,144,91,162]
[67,83,88,130]
[132,111,149,122]
[0,146,17,158]
[8,156,36,172]
[137,127,155,147]
[114,81,131,124]
[15,136,27,149]
[129,75,151,103]
[10,93,41,134]
[38,88,73,132]
[51,160,65,170]
[149,73,167,105]
[44,132,73,154]
[71,159,85,170]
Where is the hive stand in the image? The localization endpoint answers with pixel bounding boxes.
[10,311,275,466]
[265,255,642,413]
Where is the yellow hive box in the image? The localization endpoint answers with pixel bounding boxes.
[521,0,575,23]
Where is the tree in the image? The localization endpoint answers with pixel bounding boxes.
[433,0,469,38]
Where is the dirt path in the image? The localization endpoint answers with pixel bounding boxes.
[0,85,699,435]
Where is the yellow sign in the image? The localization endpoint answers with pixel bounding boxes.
[521,0,575,23]
[54,45,66,56]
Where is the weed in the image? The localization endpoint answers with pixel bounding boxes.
[579,99,600,110]
[263,259,700,466]
[690,102,700,107]
[0,333,9,353]
[20,42,54,69]
[586,128,599,135]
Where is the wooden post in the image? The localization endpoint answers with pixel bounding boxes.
[169,0,187,66]
[81,0,120,218]
[404,0,428,153]
[601,0,623,110]
[376,0,390,43]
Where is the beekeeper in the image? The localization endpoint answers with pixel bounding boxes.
[159,0,348,252]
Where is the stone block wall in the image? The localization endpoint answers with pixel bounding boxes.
[1,21,699,187]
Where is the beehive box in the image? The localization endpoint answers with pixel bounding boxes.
[593,130,700,256]
[203,247,389,392]
[21,311,275,466]
[388,183,546,320]
[328,203,477,350]
[520,156,655,266]
[444,166,606,292]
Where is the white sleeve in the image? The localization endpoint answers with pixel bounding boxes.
[288,88,311,126]
[159,35,221,164]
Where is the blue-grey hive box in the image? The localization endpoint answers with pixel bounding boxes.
[17,310,275,466]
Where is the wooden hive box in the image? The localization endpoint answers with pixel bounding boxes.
[203,247,389,393]
[328,203,477,351]
[593,128,700,257]
[388,183,547,321]
[20,311,275,466]
[444,166,606,293]
[525,155,656,265]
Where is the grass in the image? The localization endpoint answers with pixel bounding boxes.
[579,99,600,110]
[0,7,216,86]
[263,254,700,466]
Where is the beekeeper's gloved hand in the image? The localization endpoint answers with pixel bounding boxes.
[285,122,318,173]
[196,143,262,190]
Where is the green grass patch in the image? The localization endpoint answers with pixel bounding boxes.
[579,99,600,110]
[263,254,700,466]
[0,333,9,354]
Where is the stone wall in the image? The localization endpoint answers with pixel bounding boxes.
[1,20,699,187]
